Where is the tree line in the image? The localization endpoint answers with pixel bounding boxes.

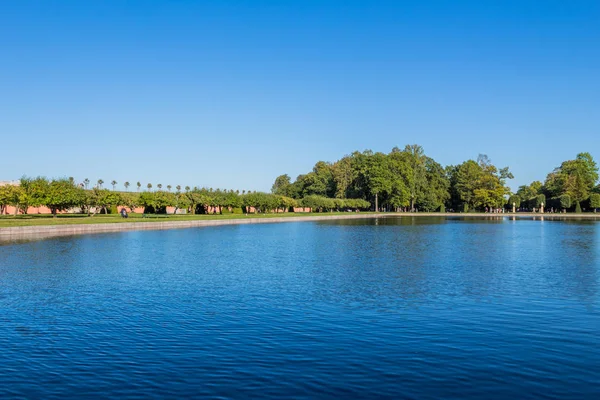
[2,145,599,216]
[271,145,600,213]
[0,178,370,217]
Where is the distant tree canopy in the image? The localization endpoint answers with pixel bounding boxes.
[273,145,510,212]
[5,149,600,216]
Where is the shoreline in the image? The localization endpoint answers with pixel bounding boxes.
[1,212,599,242]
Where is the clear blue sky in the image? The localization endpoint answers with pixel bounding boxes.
[1,1,598,191]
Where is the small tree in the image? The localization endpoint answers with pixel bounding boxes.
[147,183,153,191]
[137,182,141,192]
[83,178,90,189]
[176,185,181,192]
[157,184,162,190]
[0,184,19,215]
[111,180,117,190]
[575,202,582,214]
[19,176,49,214]
[167,185,172,192]
[560,194,572,213]
[590,193,600,212]
[124,182,130,191]
[97,179,104,189]
[535,194,546,209]
[121,192,140,212]
[507,195,521,211]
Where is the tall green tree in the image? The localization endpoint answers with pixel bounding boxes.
[402,145,427,211]
[544,152,599,209]
[271,174,294,197]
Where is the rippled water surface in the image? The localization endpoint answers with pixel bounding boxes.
[1,217,599,398]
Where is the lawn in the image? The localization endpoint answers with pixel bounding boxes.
[0,212,372,228]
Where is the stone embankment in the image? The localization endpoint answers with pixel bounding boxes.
[1,213,599,242]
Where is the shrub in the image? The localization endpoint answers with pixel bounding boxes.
[590,193,600,212]
[536,194,546,208]
[507,195,520,210]
[560,194,572,210]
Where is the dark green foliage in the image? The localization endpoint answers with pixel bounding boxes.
[274,145,452,212]
[560,194,572,210]
[536,194,546,208]
[507,195,520,210]
[590,193,600,211]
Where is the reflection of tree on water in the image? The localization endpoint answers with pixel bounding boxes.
[557,225,599,303]
[315,217,599,308]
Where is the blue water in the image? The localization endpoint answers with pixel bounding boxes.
[0,217,599,398]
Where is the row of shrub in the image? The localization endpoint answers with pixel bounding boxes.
[0,178,372,216]
[507,193,600,212]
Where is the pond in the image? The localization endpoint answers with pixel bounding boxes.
[1,217,599,398]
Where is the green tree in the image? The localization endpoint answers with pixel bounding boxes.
[136,182,141,191]
[560,194,572,212]
[121,192,140,212]
[402,144,427,211]
[589,193,600,212]
[418,157,450,211]
[18,176,48,214]
[544,153,599,207]
[124,181,130,191]
[450,155,512,211]
[97,179,104,189]
[271,174,294,197]
[0,184,20,215]
[451,160,482,211]
[331,156,354,199]
[111,180,117,190]
[507,195,521,210]
[45,178,86,217]
[172,192,190,214]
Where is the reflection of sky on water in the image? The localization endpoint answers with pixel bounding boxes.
[0,217,599,398]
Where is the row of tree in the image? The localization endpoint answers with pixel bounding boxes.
[2,146,599,216]
[272,145,600,212]
[511,152,600,212]
[0,178,371,217]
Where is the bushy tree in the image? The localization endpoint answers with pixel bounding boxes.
[45,178,86,217]
[449,155,512,211]
[18,176,49,214]
[544,153,599,208]
[0,184,22,215]
[589,193,600,212]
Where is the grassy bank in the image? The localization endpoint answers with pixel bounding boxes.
[0,212,373,228]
